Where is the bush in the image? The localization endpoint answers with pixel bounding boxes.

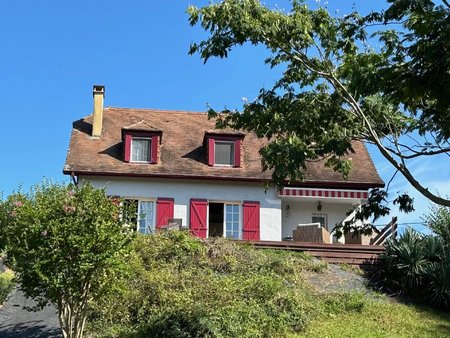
[87,232,316,337]
[424,258,450,309]
[0,269,14,304]
[377,228,450,309]
[424,204,450,242]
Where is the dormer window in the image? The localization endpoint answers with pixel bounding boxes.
[131,137,151,163]
[122,122,162,164]
[214,141,235,166]
[205,131,244,168]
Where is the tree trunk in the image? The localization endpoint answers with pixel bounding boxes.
[58,301,87,338]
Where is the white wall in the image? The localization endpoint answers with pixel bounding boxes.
[82,176,282,241]
[281,199,356,240]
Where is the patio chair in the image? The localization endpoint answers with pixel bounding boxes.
[293,222,331,244]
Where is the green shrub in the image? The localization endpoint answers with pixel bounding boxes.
[87,232,316,337]
[380,229,434,292]
[424,258,450,309]
[0,269,14,304]
[378,228,450,309]
[142,307,214,338]
[424,204,450,242]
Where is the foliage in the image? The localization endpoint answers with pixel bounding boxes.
[378,228,450,309]
[0,269,14,305]
[88,231,321,338]
[0,182,134,338]
[187,0,450,234]
[88,232,450,337]
[424,204,450,242]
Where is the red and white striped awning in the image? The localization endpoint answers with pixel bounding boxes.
[279,188,368,199]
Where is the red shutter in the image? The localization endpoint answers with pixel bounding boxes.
[124,134,132,162]
[243,201,260,240]
[156,198,174,229]
[189,199,208,238]
[234,139,241,167]
[208,138,215,166]
[151,135,159,164]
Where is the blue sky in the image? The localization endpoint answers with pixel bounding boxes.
[0,1,448,231]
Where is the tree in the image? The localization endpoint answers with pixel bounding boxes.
[0,182,134,338]
[187,0,450,229]
[424,203,450,242]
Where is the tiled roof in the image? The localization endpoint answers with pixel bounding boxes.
[64,107,384,188]
[122,120,161,132]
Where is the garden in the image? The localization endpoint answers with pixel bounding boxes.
[0,182,450,338]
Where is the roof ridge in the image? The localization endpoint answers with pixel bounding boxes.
[105,106,208,115]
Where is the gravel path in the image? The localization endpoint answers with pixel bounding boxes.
[306,263,369,293]
[0,288,60,338]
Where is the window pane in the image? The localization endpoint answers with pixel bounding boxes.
[138,201,154,234]
[215,142,234,165]
[131,138,151,162]
[312,213,327,227]
[225,203,239,239]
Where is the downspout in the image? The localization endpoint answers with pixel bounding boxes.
[70,172,78,186]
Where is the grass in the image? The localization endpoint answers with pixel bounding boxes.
[337,262,365,275]
[300,295,450,338]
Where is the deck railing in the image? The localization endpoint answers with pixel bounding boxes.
[249,241,385,269]
[370,217,398,246]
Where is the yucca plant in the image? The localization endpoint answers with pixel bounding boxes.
[380,229,431,293]
[424,254,450,310]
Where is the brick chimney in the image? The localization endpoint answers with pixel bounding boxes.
[92,85,105,138]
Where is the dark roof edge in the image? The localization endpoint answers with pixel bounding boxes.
[63,170,384,190]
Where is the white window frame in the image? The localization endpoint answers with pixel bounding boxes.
[137,199,156,234]
[131,137,152,163]
[214,140,235,166]
[224,203,240,239]
[206,200,242,239]
[122,198,156,234]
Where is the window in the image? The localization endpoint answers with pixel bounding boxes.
[214,141,235,166]
[138,201,155,234]
[122,130,160,164]
[312,213,327,227]
[123,199,155,234]
[205,133,243,167]
[131,137,151,163]
[225,204,240,239]
[207,202,240,239]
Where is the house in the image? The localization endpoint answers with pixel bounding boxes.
[64,86,384,242]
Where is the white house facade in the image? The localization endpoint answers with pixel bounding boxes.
[64,86,384,242]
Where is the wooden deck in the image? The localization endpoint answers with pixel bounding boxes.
[248,241,385,269]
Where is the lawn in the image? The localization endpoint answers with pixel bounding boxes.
[301,296,450,338]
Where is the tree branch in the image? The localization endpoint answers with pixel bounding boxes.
[327,73,450,207]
